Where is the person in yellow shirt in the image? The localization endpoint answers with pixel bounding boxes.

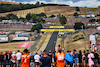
[21,49,31,67]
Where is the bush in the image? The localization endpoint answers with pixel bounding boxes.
[85,26,90,29]
[73,36,84,42]
[74,22,85,30]
[89,19,96,22]
[76,7,80,11]
[49,15,56,18]
[96,19,100,22]
[73,12,79,17]
[31,23,43,33]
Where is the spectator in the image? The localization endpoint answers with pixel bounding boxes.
[11,51,17,67]
[30,60,35,67]
[99,53,100,64]
[3,51,7,67]
[40,51,43,56]
[21,49,31,67]
[88,51,94,67]
[9,51,12,67]
[0,52,4,67]
[69,50,74,57]
[16,50,22,67]
[57,45,62,52]
[4,51,10,66]
[82,50,86,67]
[53,49,56,62]
[51,52,55,67]
[52,49,56,67]
[74,49,79,67]
[40,50,51,67]
[34,53,40,67]
[65,50,73,67]
[94,51,99,67]
[79,50,82,67]
[56,50,65,67]
[85,50,89,67]
[30,53,34,62]
[48,50,52,64]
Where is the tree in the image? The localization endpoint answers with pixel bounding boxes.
[26,13,31,21]
[49,15,56,18]
[41,2,45,6]
[32,14,45,23]
[31,14,37,23]
[89,19,96,22]
[39,13,46,18]
[35,1,40,7]
[73,12,79,17]
[36,16,43,23]
[19,17,25,22]
[31,23,43,33]
[59,15,67,25]
[76,7,80,11]
[97,19,100,22]
[74,22,85,30]
[0,16,7,21]
[6,13,18,20]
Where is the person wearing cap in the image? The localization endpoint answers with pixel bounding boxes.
[11,51,17,67]
[69,50,74,57]
[21,49,31,67]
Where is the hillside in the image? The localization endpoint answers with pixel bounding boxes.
[64,31,89,52]
[0,1,19,4]
[0,6,100,18]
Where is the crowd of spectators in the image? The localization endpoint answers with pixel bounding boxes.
[85,28,99,35]
[0,23,32,29]
[0,45,100,67]
[67,18,90,26]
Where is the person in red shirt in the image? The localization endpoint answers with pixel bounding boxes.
[21,49,31,67]
[56,50,65,67]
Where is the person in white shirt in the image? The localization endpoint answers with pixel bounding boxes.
[34,53,40,67]
[11,51,16,67]
[16,50,22,67]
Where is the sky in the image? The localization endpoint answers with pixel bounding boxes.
[0,0,100,7]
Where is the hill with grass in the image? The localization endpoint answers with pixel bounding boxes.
[0,5,100,18]
[64,31,89,52]
[0,1,19,4]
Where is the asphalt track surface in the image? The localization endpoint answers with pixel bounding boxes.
[45,31,58,53]
[29,35,41,52]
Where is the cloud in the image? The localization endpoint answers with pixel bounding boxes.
[3,0,100,7]
[21,0,47,4]
[1,0,12,2]
[71,0,100,7]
